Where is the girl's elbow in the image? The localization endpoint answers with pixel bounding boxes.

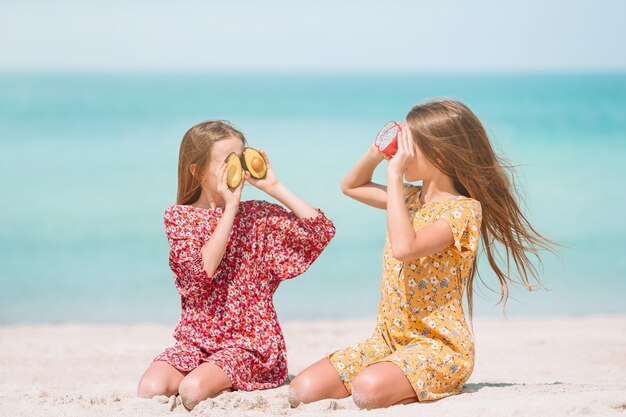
[391,244,420,262]
[339,180,351,195]
[391,248,409,262]
[202,264,218,279]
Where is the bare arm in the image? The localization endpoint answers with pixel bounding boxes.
[386,126,454,262]
[245,149,319,219]
[387,172,454,261]
[200,160,244,277]
[265,182,319,219]
[339,144,388,210]
[199,205,238,276]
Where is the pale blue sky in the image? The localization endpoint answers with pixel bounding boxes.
[0,0,624,72]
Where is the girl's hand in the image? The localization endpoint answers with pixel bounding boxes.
[244,149,281,194]
[369,142,387,161]
[387,125,415,178]
[217,160,244,208]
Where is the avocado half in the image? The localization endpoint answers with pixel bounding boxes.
[225,152,243,188]
[242,147,267,179]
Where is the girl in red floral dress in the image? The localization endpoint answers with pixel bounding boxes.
[137,120,336,410]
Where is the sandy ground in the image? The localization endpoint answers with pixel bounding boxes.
[0,315,625,417]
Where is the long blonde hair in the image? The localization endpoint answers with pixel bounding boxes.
[406,99,558,320]
[176,120,246,205]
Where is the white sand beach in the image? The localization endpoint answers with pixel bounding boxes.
[1,315,625,417]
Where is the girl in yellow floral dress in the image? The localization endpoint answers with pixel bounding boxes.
[289,99,555,409]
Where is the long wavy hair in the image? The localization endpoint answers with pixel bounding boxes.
[176,120,246,205]
[406,99,558,320]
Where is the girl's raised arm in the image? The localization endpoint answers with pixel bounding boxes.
[243,149,336,282]
[340,144,388,210]
[245,148,320,220]
[198,160,243,277]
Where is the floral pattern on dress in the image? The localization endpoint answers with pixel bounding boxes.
[326,183,482,401]
[154,199,336,391]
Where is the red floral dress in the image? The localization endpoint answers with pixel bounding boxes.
[153,199,336,390]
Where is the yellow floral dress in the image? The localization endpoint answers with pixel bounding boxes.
[326,183,482,401]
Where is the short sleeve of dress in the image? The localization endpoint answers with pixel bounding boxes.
[261,202,336,282]
[164,206,223,297]
[438,199,482,255]
[403,183,421,204]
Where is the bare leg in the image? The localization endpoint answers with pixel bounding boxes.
[351,361,417,409]
[288,358,350,407]
[137,360,187,398]
[178,362,233,410]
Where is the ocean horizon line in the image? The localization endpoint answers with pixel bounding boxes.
[1,69,625,77]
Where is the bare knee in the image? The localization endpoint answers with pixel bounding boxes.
[178,376,222,410]
[137,375,175,398]
[352,373,387,409]
[288,373,318,408]
[178,377,205,410]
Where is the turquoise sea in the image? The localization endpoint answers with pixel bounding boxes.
[1,73,625,324]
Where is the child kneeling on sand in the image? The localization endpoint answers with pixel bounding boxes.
[289,99,556,409]
[137,120,335,410]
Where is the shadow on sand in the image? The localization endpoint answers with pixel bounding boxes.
[462,381,565,394]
